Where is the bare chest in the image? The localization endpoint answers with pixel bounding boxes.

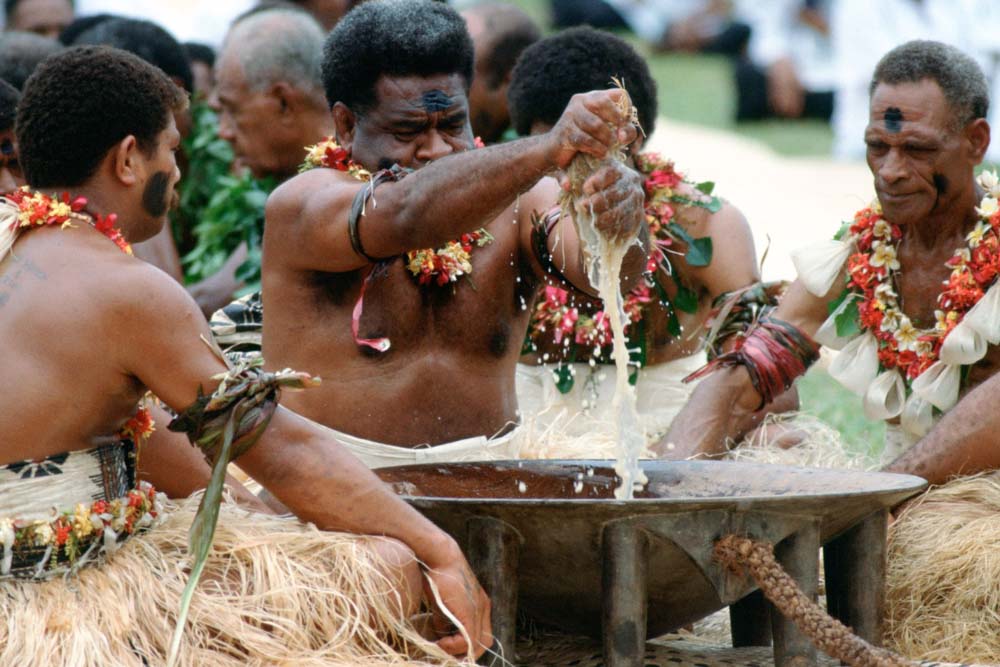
[311,234,537,358]
[894,249,960,327]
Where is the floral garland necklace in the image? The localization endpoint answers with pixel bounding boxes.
[301,138,494,286]
[5,186,133,254]
[524,153,718,392]
[841,188,1000,381]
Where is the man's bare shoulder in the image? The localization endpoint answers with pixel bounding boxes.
[104,251,200,316]
[519,176,561,221]
[671,182,748,237]
[267,167,362,224]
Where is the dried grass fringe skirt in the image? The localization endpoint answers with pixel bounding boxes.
[885,473,1000,664]
[0,495,457,667]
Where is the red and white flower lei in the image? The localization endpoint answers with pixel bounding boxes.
[0,481,165,578]
[846,189,1000,381]
[6,186,133,255]
[301,137,494,286]
[527,154,701,356]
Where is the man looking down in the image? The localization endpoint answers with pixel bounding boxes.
[661,41,998,469]
[258,0,649,467]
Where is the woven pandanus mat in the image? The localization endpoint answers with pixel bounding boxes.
[514,632,838,667]
[513,632,981,667]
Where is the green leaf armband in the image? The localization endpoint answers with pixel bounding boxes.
[165,358,319,667]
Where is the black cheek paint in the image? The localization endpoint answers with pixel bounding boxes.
[421,89,453,113]
[884,107,904,133]
[933,173,948,195]
[141,171,171,217]
[376,157,395,171]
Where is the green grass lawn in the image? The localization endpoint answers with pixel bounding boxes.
[507,0,886,457]
[506,0,834,157]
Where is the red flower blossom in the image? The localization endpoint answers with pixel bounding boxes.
[54,519,72,546]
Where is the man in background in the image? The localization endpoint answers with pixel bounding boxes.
[461,2,540,144]
[4,0,73,38]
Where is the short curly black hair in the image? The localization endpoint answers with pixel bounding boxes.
[17,45,185,188]
[508,26,657,137]
[0,79,20,131]
[72,17,194,93]
[58,13,116,45]
[872,40,989,131]
[321,0,474,113]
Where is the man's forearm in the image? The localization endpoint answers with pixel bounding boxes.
[654,366,762,459]
[884,375,1000,485]
[237,407,458,565]
[369,135,555,254]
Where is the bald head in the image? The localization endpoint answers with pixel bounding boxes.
[222,8,326,102]
[461,2,540,142]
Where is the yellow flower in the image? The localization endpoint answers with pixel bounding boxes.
[72,503,94,540]
[869,241,900,271]
[967,220,989,247]
[935,309,958,333]
[894,316,920,350]
[31,521,54,547]
[881,308,901,332]
[49,201,70,218]
[976,196,999,219]
[872,220,893,239]
[870,198,883,216]
[873,283,896,309]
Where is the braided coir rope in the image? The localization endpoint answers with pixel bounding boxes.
[713,535,914,667]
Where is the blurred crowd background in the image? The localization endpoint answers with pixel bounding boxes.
[4,0,999,161]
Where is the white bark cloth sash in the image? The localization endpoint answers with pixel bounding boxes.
[0,440,134,521]
[515,352,707,446]
[315,422,522,469]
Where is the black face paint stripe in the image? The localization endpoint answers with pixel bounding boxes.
[933,173,948,195]
[884,107,904,133]
[421,89,454,113]
[141,171,171,218]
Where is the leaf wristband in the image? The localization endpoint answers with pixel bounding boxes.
[684,316,820,410]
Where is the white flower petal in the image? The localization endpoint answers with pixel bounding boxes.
[863,370,906,420]
[828,332,880,396]
[940,320,988,365]
[791,239,854,297]
[900,395,936,439]
[911,361,961,411]
[962,282,1000,345]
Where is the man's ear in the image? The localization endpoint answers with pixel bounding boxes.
[112,135,142,187]
[270,81,297,118]
[332,102,357,151]
[966,118,991,164]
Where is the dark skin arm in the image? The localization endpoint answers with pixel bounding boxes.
[884,374,1000,485]
[136,402,271,513]
[271,89,639,275]
[123,268,491,658]
[653,278,834,459]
